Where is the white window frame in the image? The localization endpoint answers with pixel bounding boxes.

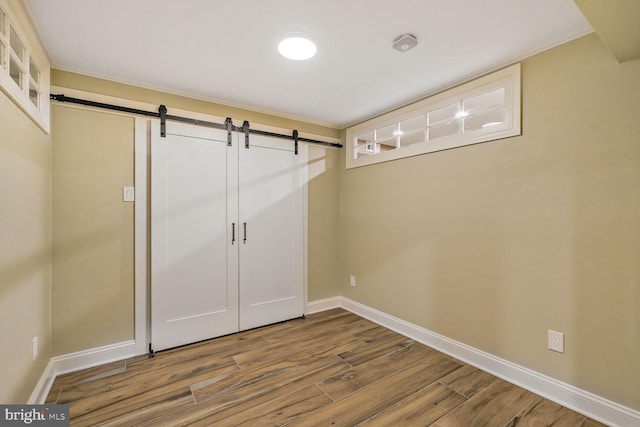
[0,0,50,133]
[346,64,521,169]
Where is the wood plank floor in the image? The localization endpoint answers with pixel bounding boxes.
[46,309,608,426]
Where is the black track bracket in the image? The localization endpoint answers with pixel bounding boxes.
[225,117,233,146]
[243,121,250,148]
[159,105,167,138]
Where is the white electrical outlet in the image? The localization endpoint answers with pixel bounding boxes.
[350,275,356,287]
[32,337,38,362]
[548,330,564,353]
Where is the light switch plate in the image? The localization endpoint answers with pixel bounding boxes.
[123,186,135,202]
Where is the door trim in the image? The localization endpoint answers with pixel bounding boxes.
[134,118,149,356]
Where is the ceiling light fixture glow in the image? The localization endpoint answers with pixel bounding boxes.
[278,36,317,61]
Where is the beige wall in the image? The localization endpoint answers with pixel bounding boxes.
[0,91,52,403]
[49,73,341,353]
[51,105,135,355]
[338,33,640,410]
[308,145,341,301]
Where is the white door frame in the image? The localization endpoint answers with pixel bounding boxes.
[134,118,150,355]
[133,117,309,356]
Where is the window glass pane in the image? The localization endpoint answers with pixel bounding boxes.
[378,143,395,153]
[399,115,427,147]
[0,9,6,35]
[10,26,24,61]
[29,81,39,107]
[399,129,426,147]
[9,56,23,87]
[429,120,459,141]
[354,132,374,159]
[464,107,506,132]
[464,88,505,112]
[375,123,397,142]
[356,141,379,156]
[400,114,426,133]
[377,138,397,148]
[356,131,374,145]
[428,103,458,124]
[0,42,5,69]
[29,57,40,84]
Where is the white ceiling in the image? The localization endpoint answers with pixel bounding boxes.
[24,0,592,129]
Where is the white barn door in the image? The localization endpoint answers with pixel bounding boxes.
[238,135,305,330]
[151,121,238,351]
[150,122,305,352]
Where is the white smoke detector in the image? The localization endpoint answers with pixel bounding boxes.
[392,34,418,52]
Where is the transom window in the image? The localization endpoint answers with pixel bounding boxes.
[0,0,50,132]
[346,64,521,169]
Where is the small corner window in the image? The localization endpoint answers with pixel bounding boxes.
[0,0,50,132]
[346,64,521,169]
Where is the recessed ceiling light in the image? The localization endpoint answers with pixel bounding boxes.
[278,36,317,61]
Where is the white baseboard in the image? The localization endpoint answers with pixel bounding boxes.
[28,360,55,404]
[306,296,341,314]
[29,340,136,404]
[310,296,639,427]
